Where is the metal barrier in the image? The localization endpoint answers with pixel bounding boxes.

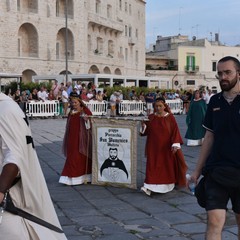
[145,99,183,115]
[83,100,108,116]
[25,99,183,118]
[166,99,183,114]
[119,100,145,115]
[26,100,60,117]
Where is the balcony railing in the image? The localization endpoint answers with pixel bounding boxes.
[128,38,136,46]
[185,66,199,73]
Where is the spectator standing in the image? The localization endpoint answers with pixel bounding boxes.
[185,90,207,146]
[48,90,55,100]
[130,90,138,100]
[19,90,28,113]
[109,91,117,116]
[145,91,156,115]
[66,81,73,96]
[96,90,103,101]
[69,87,79,99]
[80,88,88,101]
[140,98,184,195]
[190,56,240,240]
[59,98,92,185]
[56,89,63,116]
[102,89,109,101]
[13,89,21,105]
[87,89,94,101]
[74,81,82,95]
[29,88,39,101]
[51,80,59,98]
[139,91,146,102]
[37,86,48,102]
[62,86,69,117]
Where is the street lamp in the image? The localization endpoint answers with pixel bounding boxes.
[65,0,68,83]
[171,73,178,90]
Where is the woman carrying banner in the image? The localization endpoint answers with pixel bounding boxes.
[140,97,187,196]
[59,97,92,185]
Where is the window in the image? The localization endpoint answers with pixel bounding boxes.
[125,25,128,36]
[96,0,101,14]
[135,50,138,63]
[119,0,122,10]
[18,38,21,56]
[120,47,123,55]
[56,42,60,59]
[135,29,138,39]
[125,48,128,61]
[187,80,195,85]
[88,35,92,52]
[129,4,132,15]
[108,40,114,55]
[128,26,132,38]
[186,55,196,71]
[97,37,103,53]
[107,4,112,18]
[125,2,127,12]
[17,0,20,11]
[212,61,217,71]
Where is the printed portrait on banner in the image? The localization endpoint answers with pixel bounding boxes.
[98,127,131,183]
[91,118,137,189]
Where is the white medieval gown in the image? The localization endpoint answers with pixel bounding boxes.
[0,93,67,240]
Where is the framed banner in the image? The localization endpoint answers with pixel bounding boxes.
[91,117,138,189]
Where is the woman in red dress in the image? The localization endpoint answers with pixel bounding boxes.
[140,98,184,195]
[59,98,92,185]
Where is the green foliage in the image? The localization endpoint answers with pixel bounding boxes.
[5,81,53,94]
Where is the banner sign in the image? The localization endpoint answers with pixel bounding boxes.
[91,118,138,189]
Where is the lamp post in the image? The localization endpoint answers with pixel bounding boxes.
[171,73,178,90]
[65,0,68,83]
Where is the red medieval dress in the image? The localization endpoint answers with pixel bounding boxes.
[142,112,183,193]
[59,107,92,185]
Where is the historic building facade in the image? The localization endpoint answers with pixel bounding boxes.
[0,0,146,83]
[146,35,240,92]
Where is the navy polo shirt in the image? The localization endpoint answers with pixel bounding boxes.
[203,92,240,170]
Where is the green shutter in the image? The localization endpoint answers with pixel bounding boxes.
[186,56,190,71]
[192,56,195,70]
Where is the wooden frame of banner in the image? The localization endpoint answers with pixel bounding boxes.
[91,117,138,189]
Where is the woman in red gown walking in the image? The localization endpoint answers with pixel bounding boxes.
[59,98,92,185]
[140,98,184,195]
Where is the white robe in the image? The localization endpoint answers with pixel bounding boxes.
[0,93,67,240]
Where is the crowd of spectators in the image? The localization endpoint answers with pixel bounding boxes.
[4,80,215,117]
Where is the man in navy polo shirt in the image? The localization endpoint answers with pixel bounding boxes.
[190,56,240,240]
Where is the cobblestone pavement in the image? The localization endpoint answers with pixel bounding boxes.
[29,115,238,240]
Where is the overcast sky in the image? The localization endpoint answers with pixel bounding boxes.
[145,0,240,47]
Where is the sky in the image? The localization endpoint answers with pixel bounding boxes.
[145,0,240,48]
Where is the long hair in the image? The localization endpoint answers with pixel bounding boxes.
[154,97,172,114]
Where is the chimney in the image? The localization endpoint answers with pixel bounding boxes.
[215,33,219,42]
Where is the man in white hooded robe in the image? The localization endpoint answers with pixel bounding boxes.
[0,92,67,240]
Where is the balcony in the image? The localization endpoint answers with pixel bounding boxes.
[88,13,123,33]
[128,37,136,46]
[185,66,199,73]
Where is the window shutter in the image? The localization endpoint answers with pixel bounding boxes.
[192,56,195,70]
[186,56,190,71]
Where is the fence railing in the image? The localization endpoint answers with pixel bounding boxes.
[26,100,60,117]
[119,100,145,115]
[83,100,107,116]
[166,99,183,114]
[25,99,183,117]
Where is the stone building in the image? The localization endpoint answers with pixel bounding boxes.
[0,0,146,84]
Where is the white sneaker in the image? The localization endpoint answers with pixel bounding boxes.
[141,187,151,196]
